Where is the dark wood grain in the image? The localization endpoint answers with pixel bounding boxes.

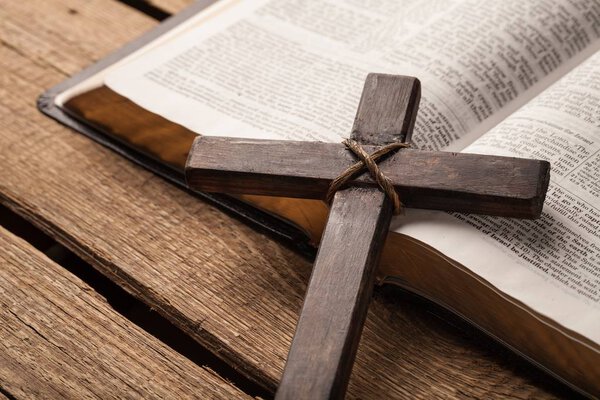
[276,188,393,399]
[351,74,420,145]
[275,75,419,399]
[186,137,550,218]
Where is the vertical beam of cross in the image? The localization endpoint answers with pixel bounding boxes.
[274,75,420,399]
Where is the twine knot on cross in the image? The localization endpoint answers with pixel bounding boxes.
[326,139,411,215]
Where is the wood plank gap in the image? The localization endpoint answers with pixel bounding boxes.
[0,190,277,392]
[0,387,16,400]
[0,204,270,399]
[116,0,172,21]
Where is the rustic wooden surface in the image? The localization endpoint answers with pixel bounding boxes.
[0,226,249,399]
[277,75,418,399]
[0,0,577,398]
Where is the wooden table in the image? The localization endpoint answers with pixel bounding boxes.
[0,1,581,398]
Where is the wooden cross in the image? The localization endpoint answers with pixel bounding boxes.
[185,74,550,399]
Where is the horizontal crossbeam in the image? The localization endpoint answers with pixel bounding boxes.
[186,136,550,218]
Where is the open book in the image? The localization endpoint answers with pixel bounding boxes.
[44,0,600,396]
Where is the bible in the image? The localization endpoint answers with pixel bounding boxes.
[39,0,600,396]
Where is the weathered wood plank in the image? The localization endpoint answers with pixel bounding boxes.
[186,137,550,218]
[0,0,570,399]
[277,189,392,400]
[0,226,249,399]
[277,74,418,399]
[350,74,420,145]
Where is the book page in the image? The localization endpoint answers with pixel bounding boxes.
[101,0,600,342]
[106,0,600,151]
[394,51,600,344]
[55,0,240,104]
